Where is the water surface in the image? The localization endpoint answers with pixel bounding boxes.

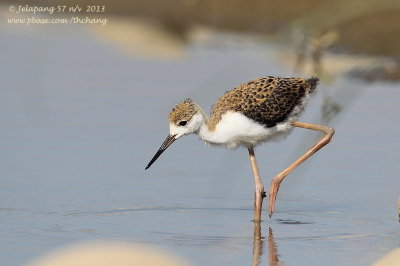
[0,19,399,266]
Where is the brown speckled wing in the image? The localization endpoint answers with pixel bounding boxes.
[207,76,318,130]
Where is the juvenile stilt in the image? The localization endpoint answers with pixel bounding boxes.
[269,121,335,216]
[248,147,266,222]
[145,76,335,218]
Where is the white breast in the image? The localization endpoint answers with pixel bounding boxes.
[199,111,293,148]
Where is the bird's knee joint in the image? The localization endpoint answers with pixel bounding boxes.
[325,127,335,143]
[272,175,283,182]
[325,127,335,137]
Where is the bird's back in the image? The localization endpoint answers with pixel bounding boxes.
[207,76,318,130]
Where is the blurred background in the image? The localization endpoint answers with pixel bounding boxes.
[1,0,399,265]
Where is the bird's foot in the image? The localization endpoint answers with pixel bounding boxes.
[268,178,281,218]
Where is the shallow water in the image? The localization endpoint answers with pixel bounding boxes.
[1,19,399,266]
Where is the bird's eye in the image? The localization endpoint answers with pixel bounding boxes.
[178,121,187,126]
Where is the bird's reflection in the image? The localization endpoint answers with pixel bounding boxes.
[267,227,280,266]
[252,222,280,266]
[252,221,264,266]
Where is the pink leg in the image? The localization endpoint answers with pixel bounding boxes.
[248,147,266,222]
[269,121,335,217]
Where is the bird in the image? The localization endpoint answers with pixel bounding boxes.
[145,76,334,220]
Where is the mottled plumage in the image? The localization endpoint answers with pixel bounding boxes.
[169,98,198,126]
[207,76,318,130]
[146,75,335,219]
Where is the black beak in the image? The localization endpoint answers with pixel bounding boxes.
[145,134,177,170]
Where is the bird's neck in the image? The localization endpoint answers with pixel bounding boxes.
[192,105,214,142]
[198,122,214,144]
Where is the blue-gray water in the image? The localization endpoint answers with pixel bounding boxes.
[1,20,399,265]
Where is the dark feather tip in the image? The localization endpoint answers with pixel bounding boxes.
[306,77,319,92]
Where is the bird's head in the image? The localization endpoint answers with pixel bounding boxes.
[145,99,204,170]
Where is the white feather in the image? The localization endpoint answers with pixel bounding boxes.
[169,112,204,139]
[199,111,292,149]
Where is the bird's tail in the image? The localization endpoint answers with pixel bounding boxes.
[306,77,319,93]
